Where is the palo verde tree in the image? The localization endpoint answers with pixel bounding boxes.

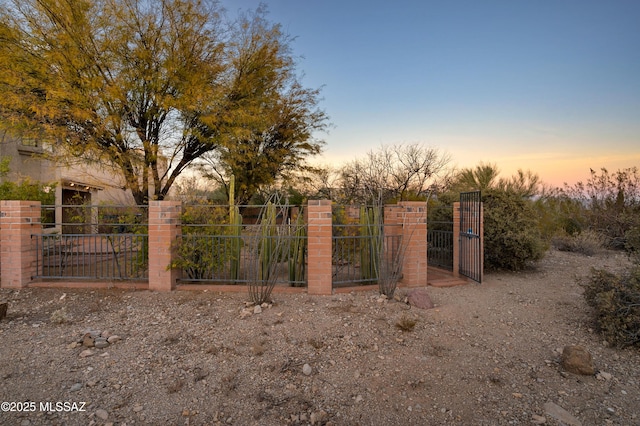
[199,8,327,205]
[0,0,326,205]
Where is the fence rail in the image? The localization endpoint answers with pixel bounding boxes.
[427,229,453,270]
[332,224,403,286]
[177,223,306,287]
[34,233,148,280]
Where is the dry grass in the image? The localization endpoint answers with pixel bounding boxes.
[308,337,324,349]
[49,307,70,324]
[395,315,417,332]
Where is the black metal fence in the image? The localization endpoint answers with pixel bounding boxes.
[427,204,454,270]
[332,224,403,287]
[34,205,149,280]
[427,229,453,270]
[34,233,148,280]
[177,224,307,287]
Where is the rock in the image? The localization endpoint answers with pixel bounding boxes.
[107,335,121,344]
[100,330,111,339]
[302,363,312,376]
[253,305,262,314]
[531,414,547,424]
[561,345,595,375]
[95,409,109,421]
[406,288,434,310]
[239,308,253,319]
[94,337,109,349]
[597,371,613,381]
[310,410,328,425]
[79,349,94,358]
[82,333,95,348]
[543,401,582,426]
[70,383,82,392]
[67,342,79,349]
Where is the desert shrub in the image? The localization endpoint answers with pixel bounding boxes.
[624,226,640,264]
[552,229,605,256]
[533,189,587,242]
[564,167,640,250]
[172,204,232,280]
[0,157,56,224]
[483,190,546,271]
[581,266,640,347]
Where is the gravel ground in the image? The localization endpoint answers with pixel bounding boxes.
[1,248,639,426]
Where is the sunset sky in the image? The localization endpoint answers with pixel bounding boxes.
[223,0,640,187]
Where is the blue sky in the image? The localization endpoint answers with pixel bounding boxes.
[222,0,640,186]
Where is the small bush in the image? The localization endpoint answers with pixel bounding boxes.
[553,230,605,256]
[483,190,546,271]
[625,226,640,263]
[395,315,417,332]
[581,266,640,347]
[50,307,70,324]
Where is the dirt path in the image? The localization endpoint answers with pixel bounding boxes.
[1,248,638,425]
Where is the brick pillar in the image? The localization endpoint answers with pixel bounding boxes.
[383,204,403,236]
[306,199,332,295]
[452,202,460,278]
[1,200,41,288]
[398,201,427,288]
[148,201,181,292]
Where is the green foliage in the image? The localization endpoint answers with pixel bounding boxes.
[0,158,56,204]
[172,204,232,280]
[451,163,541,198]
[0,1,326,205]
[581,266,640,347]
[483,190,546,271]
[0,179,55,204]
[0,157,56,226]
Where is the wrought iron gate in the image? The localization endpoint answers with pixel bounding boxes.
[459,191,483,283]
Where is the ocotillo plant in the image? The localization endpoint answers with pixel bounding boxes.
[248,197,292,305]
[376,206,416,299]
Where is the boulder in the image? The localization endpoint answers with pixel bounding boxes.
[561,345,595,375]
[406,289,434,310]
